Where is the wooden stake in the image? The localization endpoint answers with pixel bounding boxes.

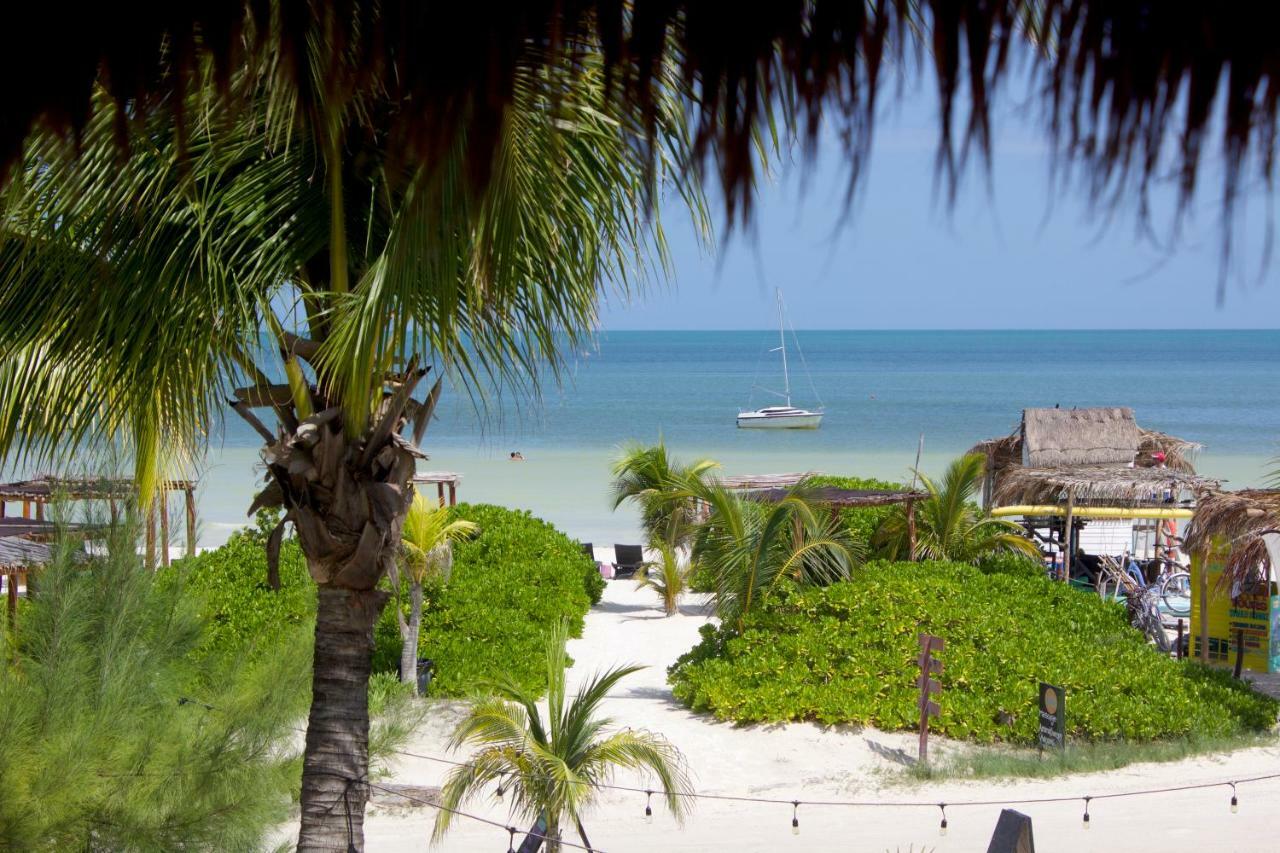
[1233,627,1245,679]
[159,492,170,567]
[145,503,157,570]
[917,633,944,765]
[1198,549,1210,664]
[185,488,197,557]
[1061,489,1075,582]
[906,499,917,561]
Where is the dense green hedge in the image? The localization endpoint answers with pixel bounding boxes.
[375,503,603,696]
[669,561,1277,743]
[165,516,315,657]
[807,474,906,545]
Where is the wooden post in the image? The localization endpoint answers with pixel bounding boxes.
[437,482,445,507]
[1233,627,1245,679]
[448,483,456,507]
[917,633,944,765]
[6,571,16,627]
[906,499,917,561]
[1176,619,1184,660]
[1192,550,1203,666]
[185,488,197,557]
[21,500,30,519]
[1061,489,1075,582]
[159,491,170,568]
[145,503,157,570]
[34,502,44,522]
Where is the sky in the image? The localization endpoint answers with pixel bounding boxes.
[596,72,1280,331]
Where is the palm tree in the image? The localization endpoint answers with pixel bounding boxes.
[434,620,690,851]
[0,52,703,848]
[610,441,718,547]
[693,482,859,633]
[875,453,1040,563]
[392,496,478,693]
[636,541,690,616]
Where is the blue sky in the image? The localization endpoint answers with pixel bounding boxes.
[596,75,1280,331]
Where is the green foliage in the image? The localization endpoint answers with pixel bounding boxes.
[976,552,1049,580]
[434,620,690,845]
[375,504,600,697]
[163,519,315,659]
[0,527,309,849]
[611,440,718,547]
[692,483,860,632]
[873,454,1039,563]
[669,561,1277,743]
[637,541,691,615]
[808,474,907,547]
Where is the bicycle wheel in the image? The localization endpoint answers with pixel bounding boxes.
[1160,572,1192,617]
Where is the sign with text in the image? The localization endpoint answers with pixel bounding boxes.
[1037,683,1065,750]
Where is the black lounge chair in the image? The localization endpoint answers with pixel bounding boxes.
[611,544,645,579]
[580,542,594,560]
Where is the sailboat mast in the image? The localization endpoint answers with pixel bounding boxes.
[777,289,791,406]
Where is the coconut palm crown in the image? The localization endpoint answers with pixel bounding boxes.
[875,453,1040,563]
[434,620,690,852]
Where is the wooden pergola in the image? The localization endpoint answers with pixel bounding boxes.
[0,535,52,624]
[411,472,461,507]
[724,474,928,559]
[0,476,198,568]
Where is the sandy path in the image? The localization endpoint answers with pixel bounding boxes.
[361,580,1280,852]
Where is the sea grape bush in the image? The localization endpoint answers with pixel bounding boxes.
[375,503,603,696]
[669,561,1277,743]
[808,474,906,547]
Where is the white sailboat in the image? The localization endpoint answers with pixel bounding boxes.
[737,291,824,430]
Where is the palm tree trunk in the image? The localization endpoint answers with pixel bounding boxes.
[297,585,390,851]
[400,581,423,693]
[545,815,561,853]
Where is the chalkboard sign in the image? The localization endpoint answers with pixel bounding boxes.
[1037,683,1065,750]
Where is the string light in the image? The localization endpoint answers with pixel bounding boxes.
[937,803,948,836]
[1082,796,1091,830]
[1229,783,1239,814]
[495,780,504,802]
[644,790,654,824]
[791,801,800,836]
[506,826,516,853]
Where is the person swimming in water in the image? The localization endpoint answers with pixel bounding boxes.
[509,451,525,461]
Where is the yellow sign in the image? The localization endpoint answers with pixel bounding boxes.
[1190,546,1280,673]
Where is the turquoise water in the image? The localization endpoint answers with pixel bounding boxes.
[196,330,1280,546]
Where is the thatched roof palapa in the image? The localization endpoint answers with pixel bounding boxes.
[2,2,1279,235]
[1020,407,1140,468]
[1185,490,1280,582]
[972,407,1209,508]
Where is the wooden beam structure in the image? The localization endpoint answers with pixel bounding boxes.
[411,472,462,509]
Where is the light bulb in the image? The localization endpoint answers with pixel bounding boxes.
[939,819,948,837]
[1082,814,1091,830]
[1231,796,1239,814]
[495,785,504,802]
[644,805,653,825]
[791,817,800,836]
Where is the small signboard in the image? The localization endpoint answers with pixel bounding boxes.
[1037,683,1065,750]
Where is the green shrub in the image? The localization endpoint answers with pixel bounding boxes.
[669,561,1277,743]
[375,503,600,697]
[976,552,1048,580]
[808,474,906,547]
[164,519,315,658]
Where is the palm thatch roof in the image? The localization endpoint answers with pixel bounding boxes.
[1184,490,1280,580]
[1020,407,1141,467]
[3,2,1278,233]
[993,464,1218,507]
[972,407,1207,507]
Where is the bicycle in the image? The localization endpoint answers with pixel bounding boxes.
[1095,551,1190,619]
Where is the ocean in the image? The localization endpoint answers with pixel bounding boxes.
[193,330,1280,547]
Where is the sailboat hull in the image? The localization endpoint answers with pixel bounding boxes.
[736,410,823,429]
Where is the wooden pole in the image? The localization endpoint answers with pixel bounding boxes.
[34,502,44,522]
[1198,549,1210,664]
[917,634,944,765]
[437,482,445,507]
[1233,627,1245,679]
[906,499,917,561]
[21,500,30,519]
[448,483,456,507]
[159,492,170,567]
[1061,489,1075,582]
[145,503,157,570]
[185,488,197,557]
[6,572,16,627]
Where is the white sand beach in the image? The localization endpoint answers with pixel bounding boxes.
[357,578,1280,853]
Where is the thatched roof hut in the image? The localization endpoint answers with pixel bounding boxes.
[971,407,1212,507]
[1185,490,1280,581]
[1,3,1276,231]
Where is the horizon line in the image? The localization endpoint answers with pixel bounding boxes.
[594,327,1280,333]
